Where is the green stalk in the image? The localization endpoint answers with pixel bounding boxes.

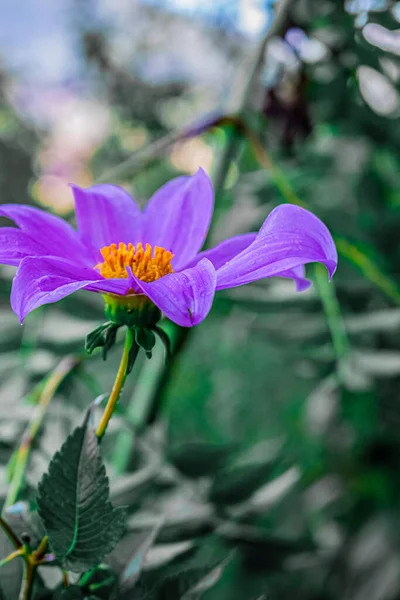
[96,328,134,439]
[313,264,350,373]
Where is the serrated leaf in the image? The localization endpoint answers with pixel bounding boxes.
[37,413,126,573]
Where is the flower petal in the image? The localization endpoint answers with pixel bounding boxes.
[71,184,142,253]
[216,204,337,290]
[279,265,312,292]
[11,256,130,323]
[0,205,93,265]
[128,258,217,327]
[0,228,48,266]
[185,233,257,270]
[141,168,214,269]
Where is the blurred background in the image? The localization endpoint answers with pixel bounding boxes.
[2,0,400,599]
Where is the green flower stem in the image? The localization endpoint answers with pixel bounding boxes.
[5,356,79,508]
[96,328,134,439]
[313,263,350,371]
[111,336,168,473]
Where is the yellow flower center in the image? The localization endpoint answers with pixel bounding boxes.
[95,242,174,282]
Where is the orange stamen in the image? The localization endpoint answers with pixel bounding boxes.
[95,242,174,282]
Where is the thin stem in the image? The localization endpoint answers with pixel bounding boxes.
[6,356,79,508]
[19,559,35,600]
[96,328,134,439]
[314,264,350,371]
[0,516,22,549]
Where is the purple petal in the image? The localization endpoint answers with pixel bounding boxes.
[71,184,142,254]
[128,258,217,327]
[0,228,48,266]
[216,204,337,290]
[0,205,93,266]
[141,169,214,270]
[279,265,312,292]
[260,204,336,261]
[11,256,130,323]
[185,233,257,270]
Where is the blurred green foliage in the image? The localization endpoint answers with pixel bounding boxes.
[1,0,400,598]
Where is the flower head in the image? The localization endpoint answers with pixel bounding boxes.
[0,168,337,326]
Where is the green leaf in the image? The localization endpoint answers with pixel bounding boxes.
[37,412,126,573]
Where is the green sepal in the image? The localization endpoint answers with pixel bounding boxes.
[85,323,110,354]
[85,323,120,358]
[134,327,156,359]
[102,325,119,361]
[126,339,140,374]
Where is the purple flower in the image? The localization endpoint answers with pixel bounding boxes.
[0,168,337,327]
